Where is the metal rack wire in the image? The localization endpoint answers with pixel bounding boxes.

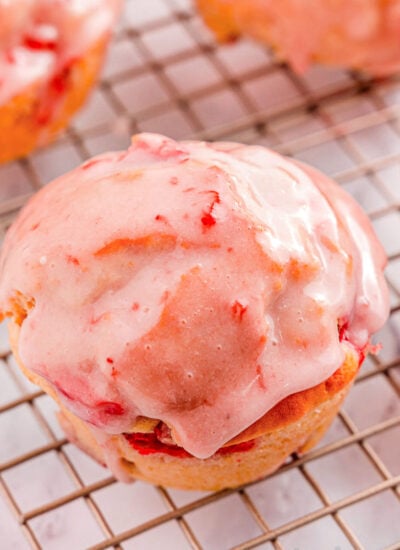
[0,0,399,548]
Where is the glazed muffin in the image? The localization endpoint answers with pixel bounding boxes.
[0,0,121,164]
[0,133,389,490]
[197,0,400,75]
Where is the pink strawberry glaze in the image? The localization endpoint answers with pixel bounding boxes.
[0,0,121,106]
[0,133,389,462]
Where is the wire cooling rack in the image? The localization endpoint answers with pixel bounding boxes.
[1,1,400,549]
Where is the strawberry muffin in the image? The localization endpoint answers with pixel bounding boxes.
[0,0,121,163]
[0,133,389,490]
[197,0,400,75]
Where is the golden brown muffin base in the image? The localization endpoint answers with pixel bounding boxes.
[0,36,110,164]
[9,320,358,491]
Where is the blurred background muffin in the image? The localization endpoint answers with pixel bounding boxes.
[0,0,121,164]
[197,0,400,75]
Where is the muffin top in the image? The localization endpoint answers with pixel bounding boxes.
[0,133,389,458]
[0,0,121,104]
